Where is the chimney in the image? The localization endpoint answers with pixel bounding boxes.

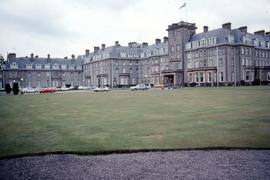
[101,44,106,50]
[155,38,161,45]
[7,53,16,60]
[203,26,209,33]
[163,37,168,43]
[254,30,265,36]
[142,42,148,47]
[85,49,90,56]
[35,55,38,58]
[266,32,270,36]
[94,46,100,53]
[128,42,132,48]
[47,54,50,60]
[71,54,75,60]
[30,53,34,58]
[222,22,231,30]
[239,26,247,33]
[115,41,120,46]
[64,56,68,59]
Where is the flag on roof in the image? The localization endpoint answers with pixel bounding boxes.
[179,2,186,9]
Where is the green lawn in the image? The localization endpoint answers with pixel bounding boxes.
[0,86,270,157]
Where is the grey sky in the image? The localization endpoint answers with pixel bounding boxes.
[0,0,269,58]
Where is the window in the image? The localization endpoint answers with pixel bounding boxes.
[204,59,207,67]
[69,65,74,69]
[115,68,119,74]
[38,72,41,77]
[200,73,204,82]
[123,68,126,73]
[208,72,212,82]
[171,45,175,52]
[176,45,180,51]
[195,73,199,82]
[28,72,32,77]
[219,72,224,82]
[26,64,32,69]
[45,64,50,69]
[36,64,42,69]
[245,71,250,81]
[10,62,18,69]
[268,72,270,81]
[130,68,133,73]
[47,72,50,77]
[188,74,192,82]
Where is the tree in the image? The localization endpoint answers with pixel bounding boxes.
[5,83,11,94]
[12,82,19,95]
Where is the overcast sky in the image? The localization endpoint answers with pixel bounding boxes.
[0,0,269,58]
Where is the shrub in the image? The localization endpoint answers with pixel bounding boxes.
[5,83,11,94]
[12,82,19,95]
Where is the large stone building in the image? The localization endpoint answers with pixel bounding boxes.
[1,21,270,88]
[1,53,83,88]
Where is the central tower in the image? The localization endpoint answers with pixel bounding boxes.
[163,21,197,86]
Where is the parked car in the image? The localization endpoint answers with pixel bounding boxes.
[60,86,70,91]
[39,88,57,93]
[130,84,150,91]
[21,87,38,93]
[78,86,90,90]
[93,86,110,92]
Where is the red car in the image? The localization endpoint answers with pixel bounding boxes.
[39,88,57,93]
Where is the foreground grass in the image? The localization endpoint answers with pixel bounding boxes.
[0,86,270,157]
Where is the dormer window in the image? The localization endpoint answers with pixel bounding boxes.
[200,38,207,47]
[26,64,33,69]
[53,63,59,69]
[254,39,259,47]
[45,64,50,69]
[61,64,67,69]
[36,64,42,69]
[185,42,192,50]
[10,62,18,69]
[226,35,234,43]
[260,41,266,48]
[69,64,74,69]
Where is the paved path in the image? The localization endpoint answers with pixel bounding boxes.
[0,150,270,180]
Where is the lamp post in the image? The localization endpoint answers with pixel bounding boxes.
[20,78,24,88]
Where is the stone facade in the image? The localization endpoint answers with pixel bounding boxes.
[1,21,270,88]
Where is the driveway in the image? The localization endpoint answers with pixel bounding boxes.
[0,150,269,180]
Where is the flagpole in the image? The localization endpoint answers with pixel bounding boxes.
[185,3,187,22]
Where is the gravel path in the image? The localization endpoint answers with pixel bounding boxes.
[0,150,270,180]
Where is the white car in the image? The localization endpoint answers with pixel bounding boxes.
[60,87,70,91]
[130,84,150,91]
[93,86,110,92]
[21,87,38,93]
[78,86,90,90]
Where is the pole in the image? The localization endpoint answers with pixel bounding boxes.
[185,3,188,22]
[111,59,113,88]
[216,47,219,87]
[233,46,236,86]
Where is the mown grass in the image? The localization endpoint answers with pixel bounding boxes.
[0,86,270,157]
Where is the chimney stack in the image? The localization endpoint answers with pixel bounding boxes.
[222,22,231,30]
[101,44,106,50]
[35,55,38,58]
[266,32,270,36]
[30,53,34,58]
[71,54,75,60]
[85,49,90,56]
[94,46,100,53]
[47,54,50,60]
[7,53,16,60]
[163,37,168,43]
[142,42,148,47]
[155,38,161,45]
[115,41,120,46]
[254,30,265,36]
[239,26,248,33]
[203,26,209,33]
